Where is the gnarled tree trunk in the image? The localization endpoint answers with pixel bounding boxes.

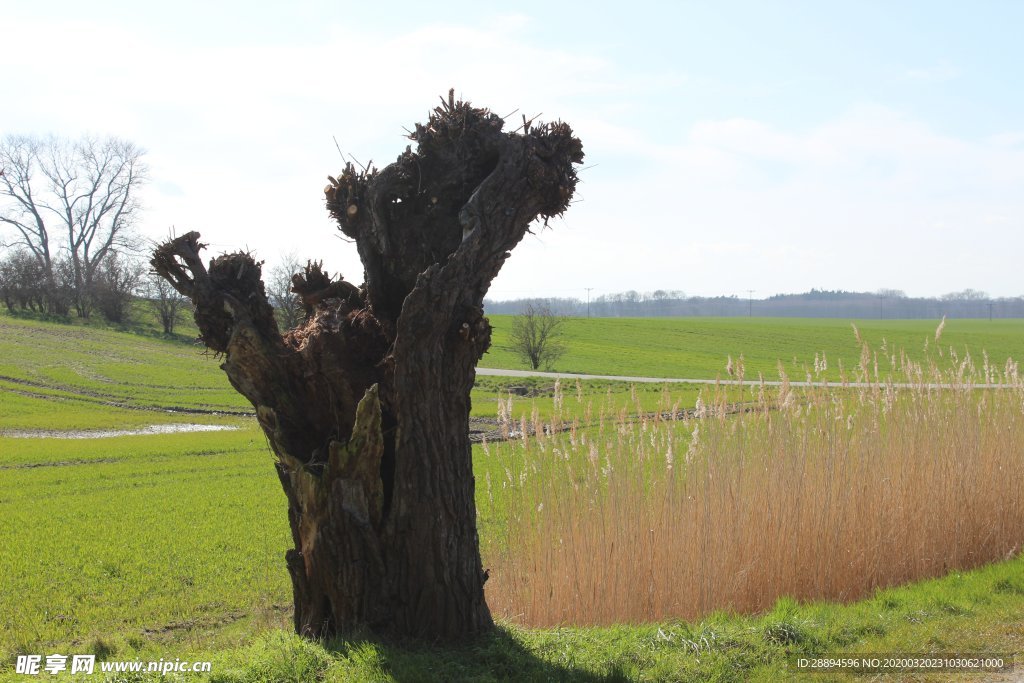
[152,93,582,640]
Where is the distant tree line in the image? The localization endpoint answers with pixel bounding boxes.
[485,288,1024,319]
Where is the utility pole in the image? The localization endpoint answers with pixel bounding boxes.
[585,287,594,319]
[746,289,754,317]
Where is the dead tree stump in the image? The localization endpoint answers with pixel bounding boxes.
[152,92,582,640]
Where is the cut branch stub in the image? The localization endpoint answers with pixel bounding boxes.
[150,231,279,354]
[291,261,362,318]
[325,89,584,327]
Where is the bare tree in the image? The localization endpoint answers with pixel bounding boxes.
[0,135,147,318]
[152,93,582,640]
[0,248,46,312]
[1,137,57,307]
[509,303,568,370]
[0,248,75,315]
[266,252,306,330]
[147,273,187,335]
[92,252,145,323]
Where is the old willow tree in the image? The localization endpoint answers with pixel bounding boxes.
[151,93,583,640]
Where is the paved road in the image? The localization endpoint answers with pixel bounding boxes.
[476,367,1017,390]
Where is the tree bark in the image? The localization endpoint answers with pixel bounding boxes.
[152,93,582,640]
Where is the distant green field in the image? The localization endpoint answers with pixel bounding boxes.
[0,315,708,429]
[8,308,1023,387]
[482,316,1024,380]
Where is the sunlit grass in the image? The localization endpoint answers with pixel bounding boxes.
[482,315,1024,380]
[0,424,292,658]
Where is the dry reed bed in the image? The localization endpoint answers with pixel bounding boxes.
[482,333,1024,627]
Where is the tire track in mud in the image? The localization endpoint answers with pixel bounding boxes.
[468,402,761,444]
[0,374,254,416]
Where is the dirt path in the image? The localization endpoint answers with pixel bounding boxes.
[476,367,1017,389]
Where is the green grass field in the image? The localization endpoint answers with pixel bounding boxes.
[0,313,710,428]
[1,310,1023,681]
[483,315,1024,380]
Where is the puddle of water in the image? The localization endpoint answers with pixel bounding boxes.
[2,424,240,439]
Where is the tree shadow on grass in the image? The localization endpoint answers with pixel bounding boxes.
[325,624,631,683]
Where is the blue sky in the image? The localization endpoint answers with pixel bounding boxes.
[3,0,1022,299]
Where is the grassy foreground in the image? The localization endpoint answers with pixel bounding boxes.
[168,558,1024,681]
[1,312,1022,681]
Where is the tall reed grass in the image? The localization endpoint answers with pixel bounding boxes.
[481,336,1024,627]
